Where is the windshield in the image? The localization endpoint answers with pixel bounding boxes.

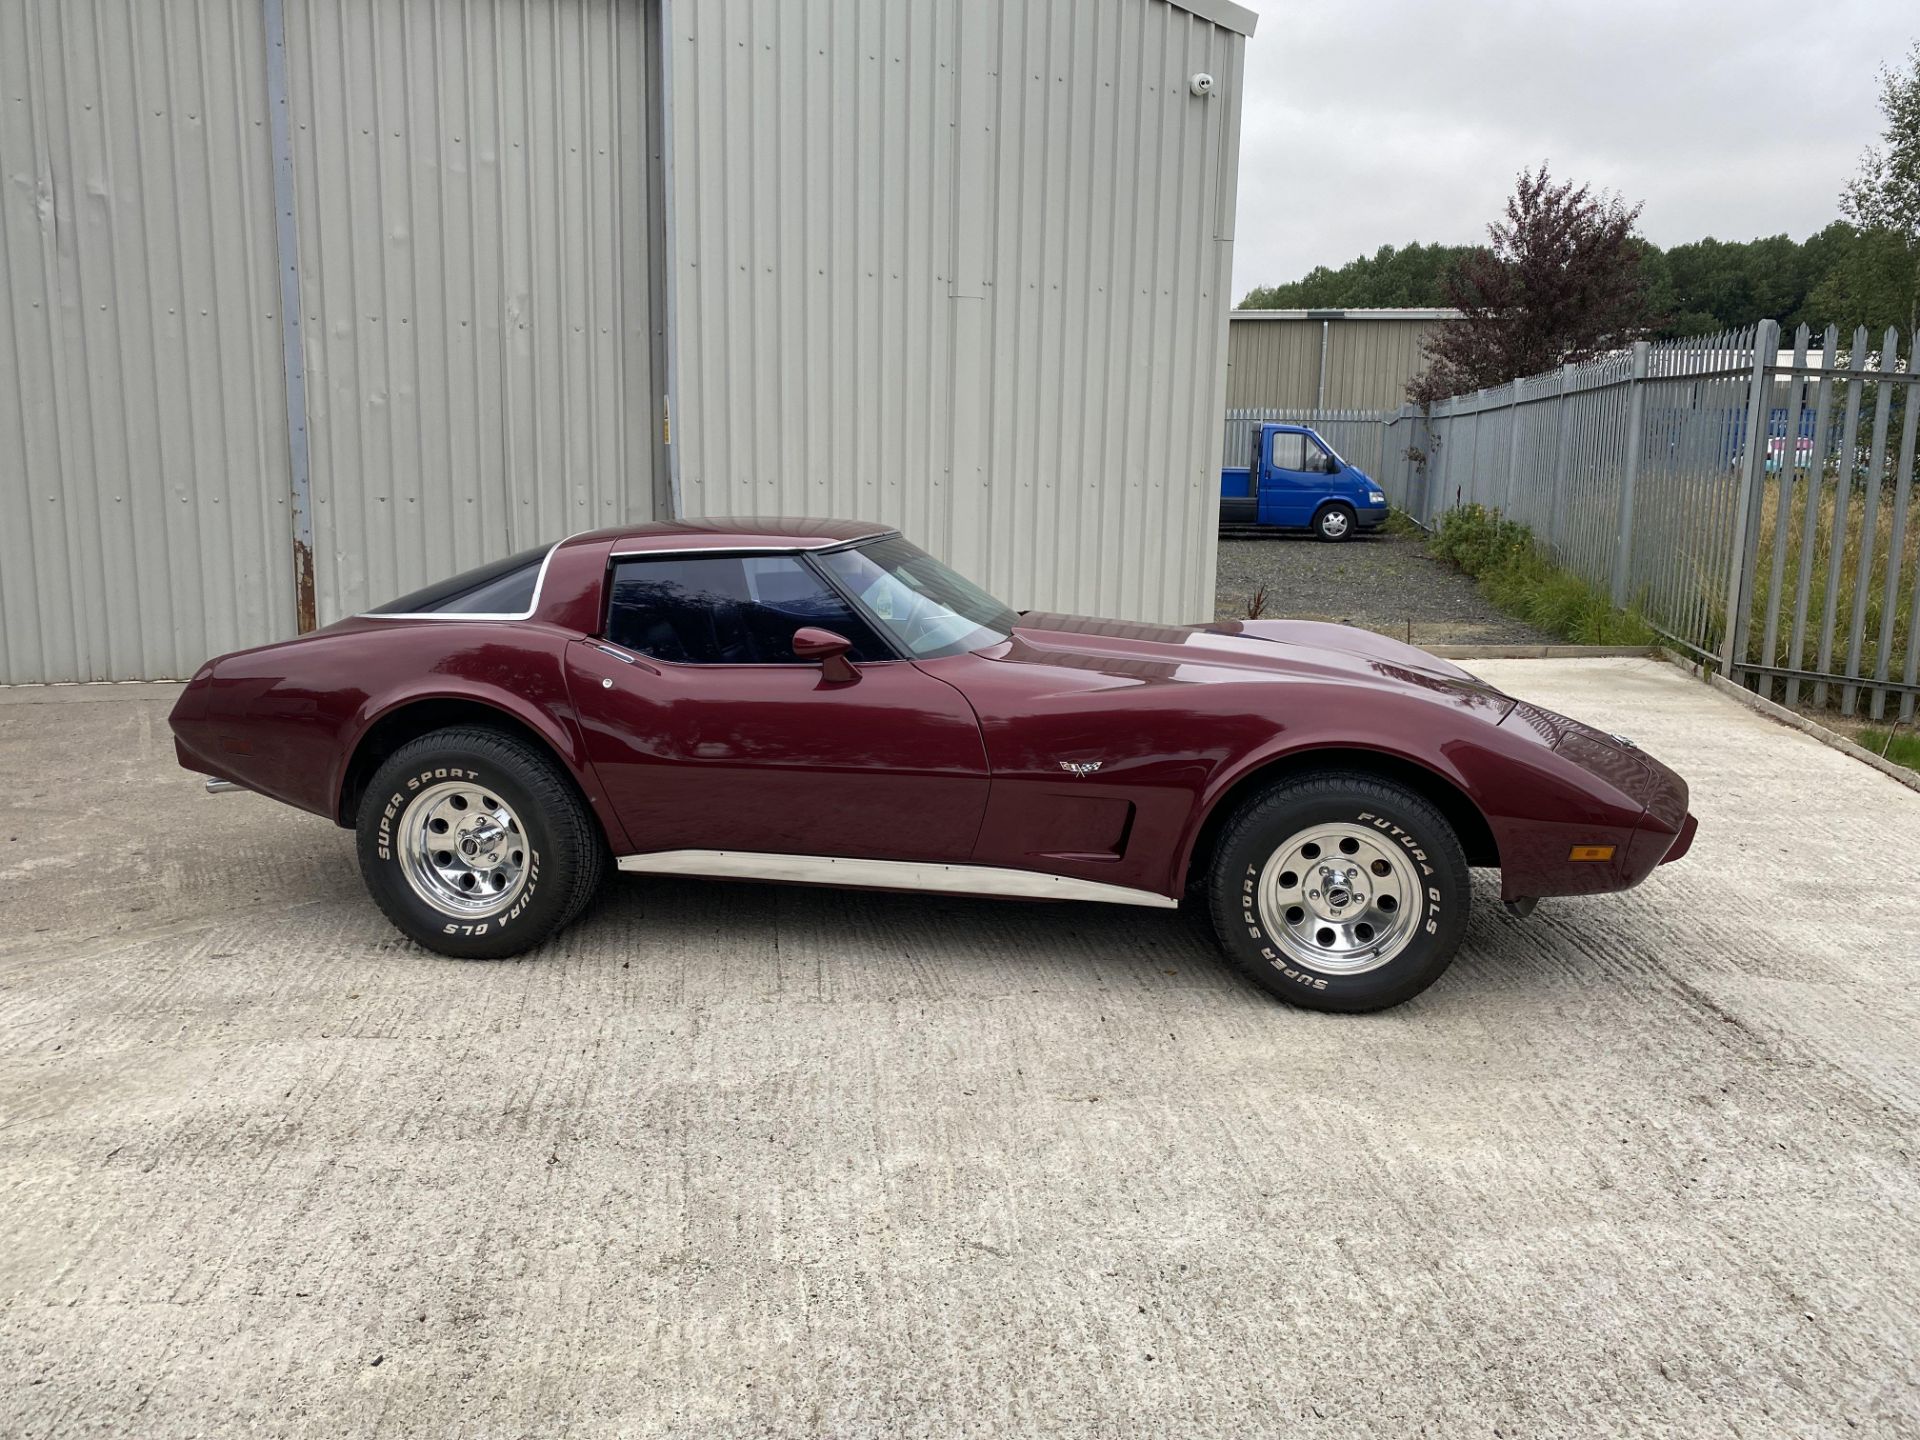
[816,536,1017,659]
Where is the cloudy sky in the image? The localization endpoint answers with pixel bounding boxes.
[1230,0,1915,300]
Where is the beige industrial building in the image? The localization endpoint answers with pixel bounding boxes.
[1225,309,1460,411]
[0,0,1254,684]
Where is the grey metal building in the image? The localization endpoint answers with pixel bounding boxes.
[0,0,1254,685]
[1226,308,1458,411]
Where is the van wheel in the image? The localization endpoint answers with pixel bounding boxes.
[1206,771,1470,1012]
[354,727,606,959]
[1313,504,1356,541]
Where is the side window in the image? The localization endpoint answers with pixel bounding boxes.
[604,554,891,665]
[1270,431,1307,471]
[1303,441,1336,475]
[369,544,549,615]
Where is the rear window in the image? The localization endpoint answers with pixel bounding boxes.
[368,545,550,616]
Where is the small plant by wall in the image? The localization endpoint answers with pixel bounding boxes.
[1427,506,1658,647]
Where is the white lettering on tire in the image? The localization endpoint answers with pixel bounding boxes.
[1238,861,1329,990]
[1356,811,1436,878]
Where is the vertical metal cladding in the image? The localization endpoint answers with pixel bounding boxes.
[3,0,1245,675]
[1224,318,1321,408]
[0,0,293,683]
[666,0,1250,625]
[284,0,662,623]
[1226,312,1458,411]
[1322,318,1443,409]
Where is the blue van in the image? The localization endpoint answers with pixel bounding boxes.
[1219,422,1389,540]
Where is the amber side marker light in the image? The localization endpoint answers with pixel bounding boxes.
[1569,845,1616,862]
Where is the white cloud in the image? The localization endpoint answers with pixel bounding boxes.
[1229,0,1912,298]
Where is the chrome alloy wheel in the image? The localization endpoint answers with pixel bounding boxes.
[396,781,530,917]
[1319,509,1351,539]
[1254,822,1422,975]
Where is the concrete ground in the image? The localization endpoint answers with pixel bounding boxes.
[2,658,1917,1437]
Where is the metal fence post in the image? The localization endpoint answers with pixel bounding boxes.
[1543,363,1575,558]
[1720,319,1781,678]
[1504,386,1523,513]
[1609,342,1651,607]
[1403,411,1422,521]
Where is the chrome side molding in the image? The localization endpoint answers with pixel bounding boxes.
[615,849,1179,909]
[204,778,247,795]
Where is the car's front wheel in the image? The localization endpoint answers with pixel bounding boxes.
[1206,771,1470,1012]
[355,726,606,958]
[1313,503,1356,541]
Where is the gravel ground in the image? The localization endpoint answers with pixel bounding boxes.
[1214,530,1555,646]
[4,662,1920,1435]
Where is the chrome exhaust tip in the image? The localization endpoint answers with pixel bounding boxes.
[205,778,246,795]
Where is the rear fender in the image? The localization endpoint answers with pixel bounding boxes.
[332,680,631,853]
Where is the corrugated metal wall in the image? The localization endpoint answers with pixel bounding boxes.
[1224,318,1321,409]
[0,0,295,683]
[665,0,1248,625]
[3,0,1249,677]
[1226,313,1454,411]
[286,0,664,622]
[1323,318,1440,408]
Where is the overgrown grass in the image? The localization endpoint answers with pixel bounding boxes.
[1428,505,1658,647]
[1741,475,1919,697]
[1382,508,1426,540]
[1857,727,1920,771]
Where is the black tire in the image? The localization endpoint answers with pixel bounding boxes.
[354,726,606,959]
[1312,503,1357,542]
[1206,771,1470,1013]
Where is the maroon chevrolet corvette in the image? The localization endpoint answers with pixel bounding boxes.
[171,517,1695,1012]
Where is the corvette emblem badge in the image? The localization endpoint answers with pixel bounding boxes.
[1058,760,1102,776]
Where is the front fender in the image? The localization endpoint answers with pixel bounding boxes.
[1170,686,1650,902]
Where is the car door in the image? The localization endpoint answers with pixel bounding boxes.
[565,551,990,862]
[1257,427,1325,528]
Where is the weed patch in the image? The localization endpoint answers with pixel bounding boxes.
[1428,506,1657,647]
[1857,726,1920,771]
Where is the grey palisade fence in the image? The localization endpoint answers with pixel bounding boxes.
[1245,321,1918,721]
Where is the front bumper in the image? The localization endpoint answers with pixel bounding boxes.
[1664,811,1699,863]
[1497,701,1695,898]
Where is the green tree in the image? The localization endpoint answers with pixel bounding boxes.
[1409,165,1653,402]
[1244,231,1850,339]
[1806,225,1915,334]
[1839,40,1920,333]
[1238,242,1472,309]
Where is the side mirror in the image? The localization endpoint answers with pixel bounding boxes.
[792,626,859,684]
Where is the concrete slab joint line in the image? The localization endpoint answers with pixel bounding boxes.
[2,653,1917,1435]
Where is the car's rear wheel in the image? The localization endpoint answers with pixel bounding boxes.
[1206,771,1469,1012]
[355,726,606,958]
[1313,503,1356,542]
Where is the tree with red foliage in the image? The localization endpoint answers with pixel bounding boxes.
[1410,165,1653,404]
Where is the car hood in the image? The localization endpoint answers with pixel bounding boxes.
[998,613,1514,715]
